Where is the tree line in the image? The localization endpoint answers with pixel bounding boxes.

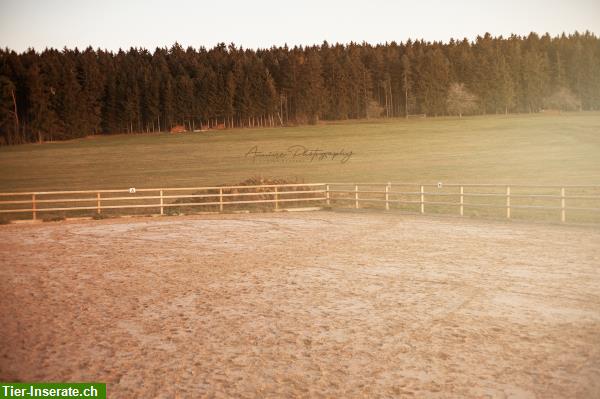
[1,31,599,145]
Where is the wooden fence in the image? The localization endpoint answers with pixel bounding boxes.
[327,183,600,224]
[0,183,326,221]
[1,182,599,224]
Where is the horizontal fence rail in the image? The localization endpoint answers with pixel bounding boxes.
[1,182,599,225]
[326,183,600,224]
[0,183,326,221]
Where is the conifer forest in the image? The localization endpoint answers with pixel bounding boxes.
[1,32,599,145]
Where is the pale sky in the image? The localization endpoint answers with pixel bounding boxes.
[1,0,599,52]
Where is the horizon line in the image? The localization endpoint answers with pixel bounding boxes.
[2,29,598,54]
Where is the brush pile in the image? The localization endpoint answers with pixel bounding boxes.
[168,177,322,214]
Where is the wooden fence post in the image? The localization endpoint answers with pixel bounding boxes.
[561,187,565,223]
[32,193,36,221]
[159,190,164,215]
[506,186,511,219]
[275,186,279,210]
[420,185,425,214]
[385,183,390,211]
[355,185,359,209]
[97,192,102,214]
[326,184,330,206]
[460,186,464,216]
[219,188,223,212]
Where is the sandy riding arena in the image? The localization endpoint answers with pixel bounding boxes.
[1,212,599,398]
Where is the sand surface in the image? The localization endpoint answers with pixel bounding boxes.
[1,212,599,398]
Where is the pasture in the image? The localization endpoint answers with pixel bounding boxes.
[1,113,600,193]
[1,212,599,397]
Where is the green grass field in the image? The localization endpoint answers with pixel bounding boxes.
[1,112,599,192]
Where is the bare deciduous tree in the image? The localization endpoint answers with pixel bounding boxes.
[0,76,20,145]
[544,87,581,112]
[447,82,478,118]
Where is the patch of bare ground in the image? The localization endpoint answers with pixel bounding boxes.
[1,212,599,398]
